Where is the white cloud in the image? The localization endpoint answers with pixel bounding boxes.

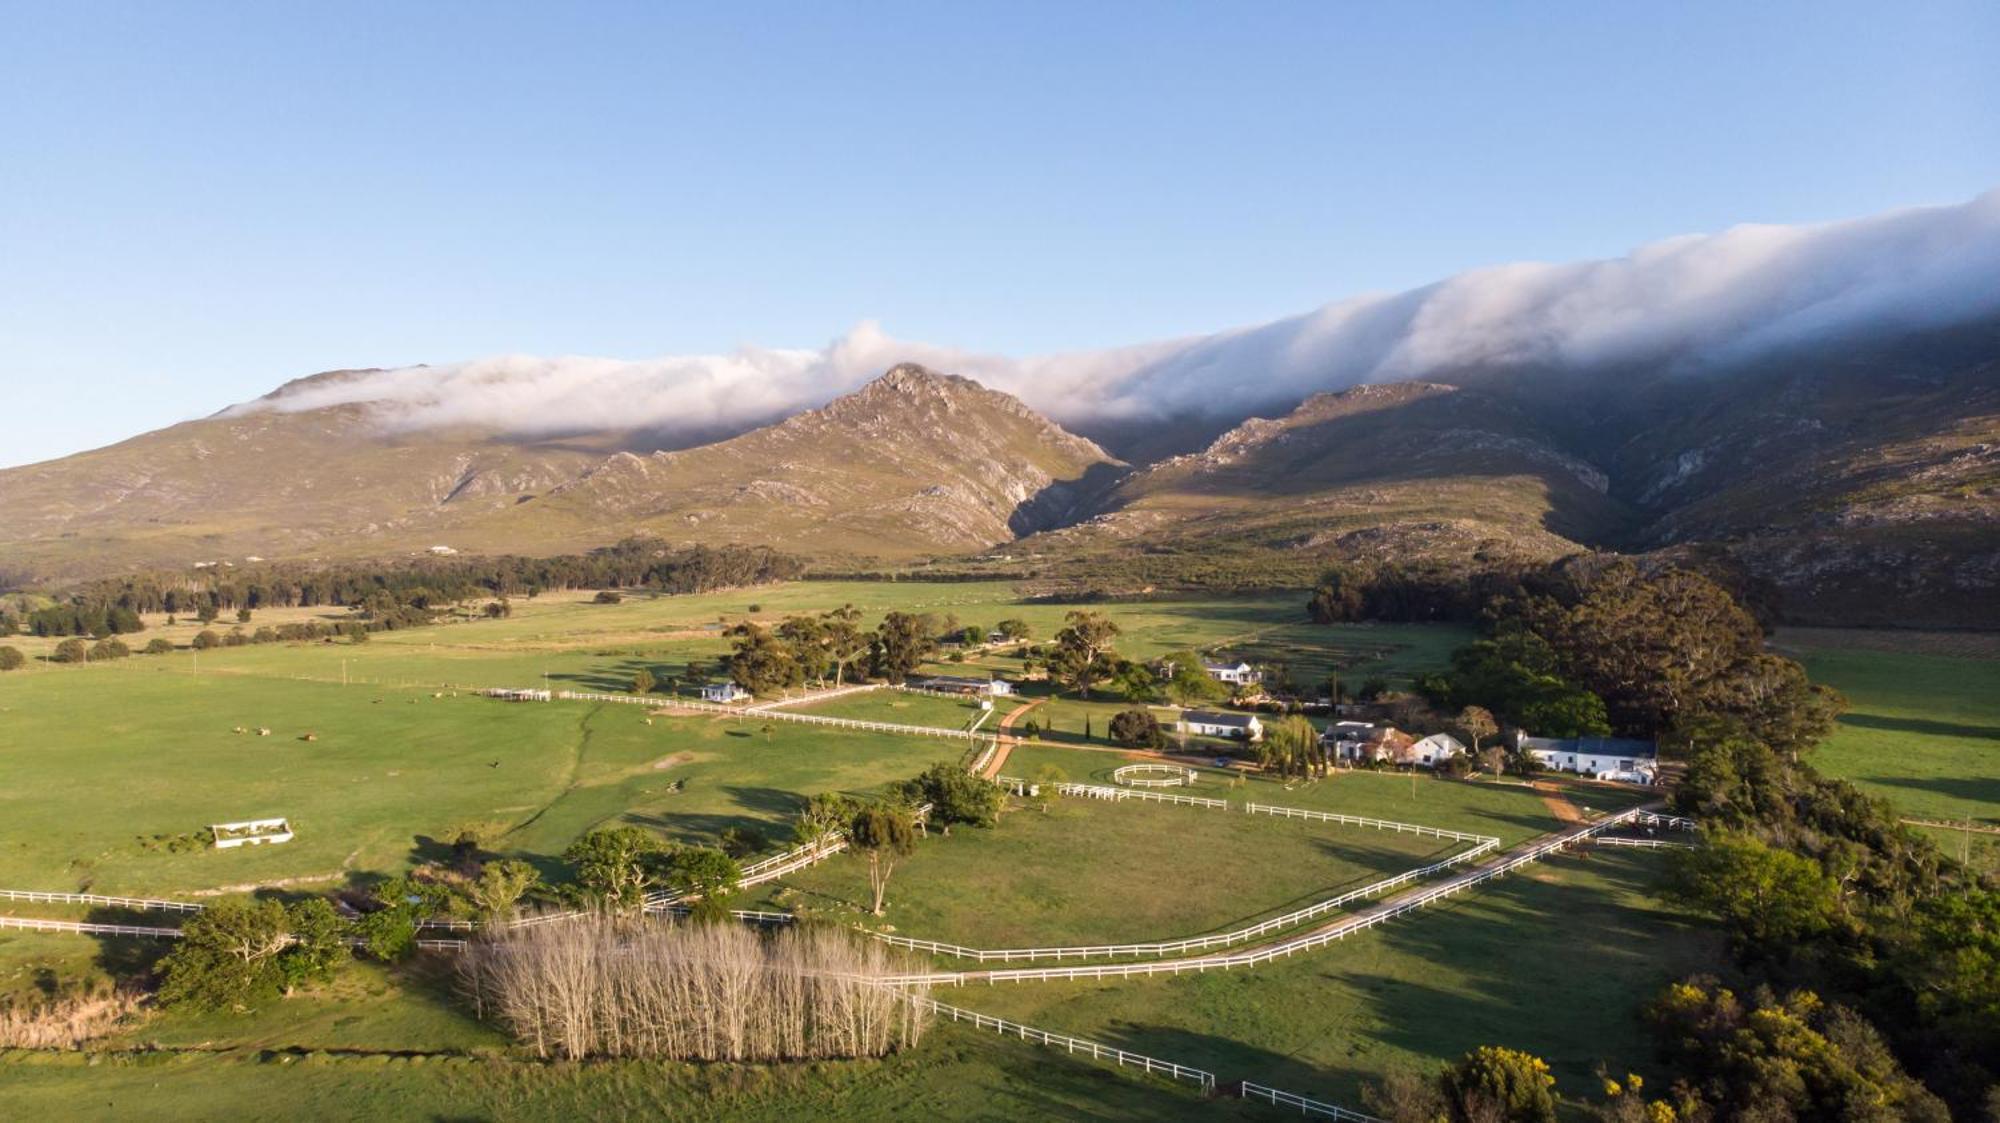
[229,188,2000,437]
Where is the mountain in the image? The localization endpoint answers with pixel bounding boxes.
[431,365,1123,561]
[1024,325,2000,627]
[1026,381,1633,568]
[0,365,1120,579]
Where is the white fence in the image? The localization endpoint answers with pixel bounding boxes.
[868,838,1496,963]
[924,998,1215,1093]
[1635,812,1698,830]
[0,915,184,939]
[1239,1082,1384,1120]
[1112,763,1197,789]
[997,776,1230,810]
[553,689,984,742]
[0,888,203,913]
[879,808,1644,986]
[1242,802,1499,846]
[1593,836,1695,850]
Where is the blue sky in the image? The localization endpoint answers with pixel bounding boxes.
[2,1,1996,466]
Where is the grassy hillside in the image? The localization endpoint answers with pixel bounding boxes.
[1777,629,2000,853]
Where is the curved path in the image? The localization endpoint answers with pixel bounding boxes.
[979,698,1045,779]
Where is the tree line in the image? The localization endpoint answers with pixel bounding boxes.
[7,539,804,636]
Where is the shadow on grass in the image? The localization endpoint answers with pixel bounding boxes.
[1868,775,2000,813]
[1839,712,2000,741]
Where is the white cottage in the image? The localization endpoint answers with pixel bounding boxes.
[1202,660,1262,686]
[701,682,751,703]
[1178,710,1264,741]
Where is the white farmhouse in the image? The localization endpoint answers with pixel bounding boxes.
[1178,710,1264,741]
[701,682,751,703]
[1202,660,1262,686]
[1518,735,1659,783]
[1410,733,1466,767]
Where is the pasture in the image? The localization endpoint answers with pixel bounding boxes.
[757,797,1461,949]
[0,579,1712,1117]
[1777,629,2000,838]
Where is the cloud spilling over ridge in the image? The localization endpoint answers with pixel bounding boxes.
[231,189,2000,437]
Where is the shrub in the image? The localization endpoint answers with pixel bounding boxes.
[1109,709,1165,749]
[143,638,175,654]
[191,630,222,650]
[0,981,143,1048]
[0,646,24,671]
[594,590,623,604]
[89,638,131,661]
[51,638,88,663]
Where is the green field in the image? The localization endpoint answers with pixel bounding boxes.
[959,848,1721,1108]
[0,580,1721,1117]
[783,688,990,731]
[757,797,1459,949]
[1778,629,2000,835]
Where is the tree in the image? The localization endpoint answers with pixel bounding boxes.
[1647,978,1949,1122]
[728,622,802,695]
[564,826,670,913]
[482,599,512,619]
[196,603,221,625]
[995,618,1030,641]
[1108,659,1161,702]
[1108,709,1165,749]
[465,859,541,921]
[278,898,348,993]
[1357,676,1390,701]
[776,614,831,683]
[1308,572,1367,624]
[1262,715,1328,780]
[899,762,1004,829]
[821,605,871,686]
[1363,1063,1451,1123]
[849,804,917,915]
[1440,1046,1558,1123]
[1160,650,1228,707]
[631,667,657,695]
[0,646,23,671]
[51,637,88,663]
[868,611,937,684]
[193,629,222,650]
[593,590,623,604]
[661,846,741,918]
[1030,764,1067,812]
[355,876,450,961]
[236,607,253,624]
[157,897,296,1010]
[1049,611,1120,698]
[1456,706,1498,755]
[89,637,131,661]
[1665,832,1841,944]
[796,791,861,842]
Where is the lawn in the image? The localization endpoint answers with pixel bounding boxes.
[0,661,958,896]
[0,1025,1245,1122]
[1776,629,2000,829]
[754,796,1460,950]
[959,848,1723,1111]
[1001,745,1649,848]
[780,688,990,731]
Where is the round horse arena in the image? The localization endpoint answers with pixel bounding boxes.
[1112,763,1198,788]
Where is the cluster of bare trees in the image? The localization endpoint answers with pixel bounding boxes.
[458,915,929,1061]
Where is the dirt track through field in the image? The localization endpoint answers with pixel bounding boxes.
[1533,780,1585,825]
[981,699,1045,778]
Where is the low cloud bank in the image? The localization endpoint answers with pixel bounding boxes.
[231,189,2000,436]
